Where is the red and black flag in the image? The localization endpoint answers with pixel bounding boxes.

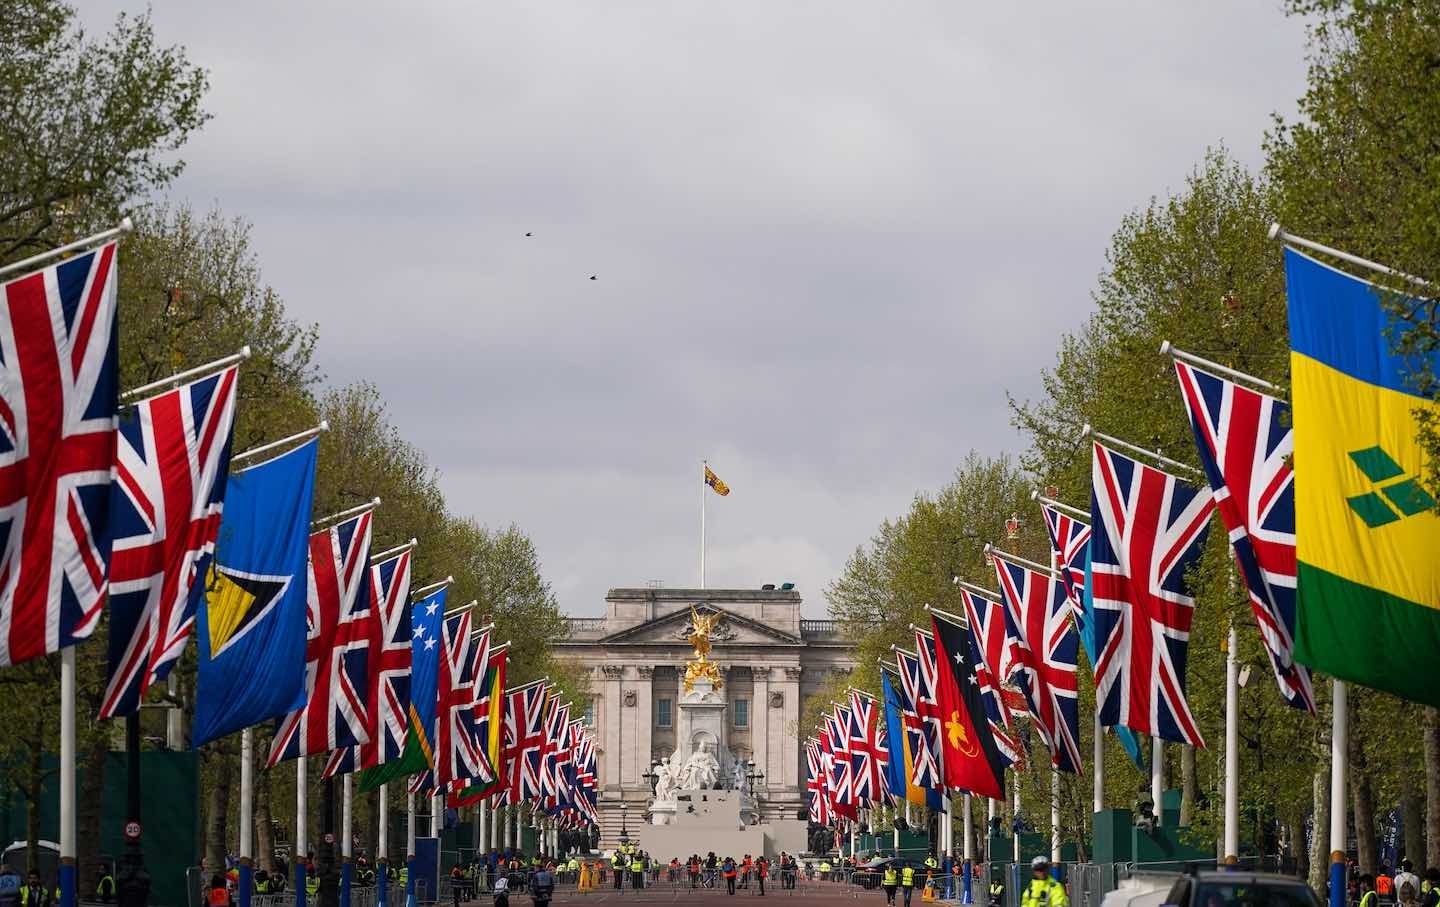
[930,610,1006,799]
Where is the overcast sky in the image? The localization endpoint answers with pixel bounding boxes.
[85,1,1307,617]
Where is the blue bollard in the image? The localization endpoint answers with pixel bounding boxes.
[340,862,352,907]
[405,858,417,907]
[1330,855,1346,907]
[963,860,974,904]
[378,861,389,907]
[296,861,308,907]
[238,860,253,907]
[58,860,75,907]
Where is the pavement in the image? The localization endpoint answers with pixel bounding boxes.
[465,880,893,905]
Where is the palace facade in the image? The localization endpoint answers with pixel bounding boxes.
[556,586,856,846]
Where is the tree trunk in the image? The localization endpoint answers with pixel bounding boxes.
[1351,730,1377,875]
[26,741,43,875]
[1309,715,1331,895]
[255,768,277,875]
[1426,707,1440,869]
[1402,789,1424,870]
[76,732,108,883]
[1290,815,1308,879]
[1180,745,1197,826]
[205,745,234,870]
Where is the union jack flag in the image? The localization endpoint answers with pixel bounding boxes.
[267,511,375,765]
[991,555,1082,772]
[805,738,830,825]
[893,647,943,789]
[953,591,1022,764]
[572,732,598,825]
[1174,360,1315,713]
[845,690,888,803]
[1091,440,1215,746]
[503,682,549,804]
[435,614,484,787]
[0,244,119,666]
[540,700,571,808]
[1039,503,1091,624]
[101,366,238,718]
[321,549,412,778]
[823,708,857,820]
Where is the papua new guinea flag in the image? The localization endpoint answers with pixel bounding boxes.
[192,438,317,746]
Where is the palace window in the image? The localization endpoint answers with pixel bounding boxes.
[584,698,596,726]
[656,697,673,728]
[734,697,750,729]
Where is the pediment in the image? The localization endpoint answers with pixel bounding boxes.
[598,606,802,647]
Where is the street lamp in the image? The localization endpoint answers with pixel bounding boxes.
[743,760,765,824]
[619,803,629,844]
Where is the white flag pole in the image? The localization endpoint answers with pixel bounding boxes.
[232,421,329,467]
[1328,681,1349,907]
[1151,738,1164,827]
[1269,223,1435,291]
[700,460,707,589]
[239,728,255,907]
[1224,621,1241,862]
[0,218,133,280]
[1050,772,1060,862]
[343,775,354,861]
[121,347,251,403]
[378,783,390,907]
[297,757,309,900]
[59,648,76,907]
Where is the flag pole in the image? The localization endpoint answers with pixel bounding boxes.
[921,602,968,628]
[1150,738,1164,828]
[1329,680,1349,907]
[1050,772,1060,862]
[962,793,974,904]
[121,346,252,403]
[233,420,329,467]
[1269,222,1435,291]
[694,460,699,590]
[1159,340,1284,395]
[312,497,381,530]
[0,217,133,280]
[377,785,390,907]
[984,544,1060,578]
[1081,423,1203,478]
[1030,489,1087,521]
[412,576,455,600]
[239,727,255,907]
[59,647,76,907]
[405,792,417,907]
[951,577,1001,601]
[371,539,418,564]
[1224,620,1240,862]
[296,757,309,906]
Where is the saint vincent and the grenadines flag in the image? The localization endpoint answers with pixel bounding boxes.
[193,439,317,747]
[1286,248,1440,707]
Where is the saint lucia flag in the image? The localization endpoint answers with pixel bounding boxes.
[192,439,317,746]
[1286,248,1440,707]
[359,584,446,791]
[880,668,941,810]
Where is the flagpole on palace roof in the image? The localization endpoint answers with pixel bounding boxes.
[1159,340,1284,395]
[1269,222,1435,290]
[121,346,252,403]
[312,497,380,530]
[371,539,418,564]
[232,420,329,466]
[1030,490,1087,521]
[1080,423,1202,478]
[0,217,133,281]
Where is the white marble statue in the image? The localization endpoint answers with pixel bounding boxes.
[652,757,677,805]
[677,740,721,790]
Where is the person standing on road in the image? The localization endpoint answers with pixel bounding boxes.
[881,864,898,905]
[900,862,916,907]
[723,858,737,895]
[756,857,768,896]
[1021,858,1068,907]
[531,865,554,907]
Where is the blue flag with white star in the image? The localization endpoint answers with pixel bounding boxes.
[358,583,446,791]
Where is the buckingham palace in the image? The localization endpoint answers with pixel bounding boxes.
[556,585,857,846]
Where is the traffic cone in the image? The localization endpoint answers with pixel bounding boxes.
[922,870,936,902]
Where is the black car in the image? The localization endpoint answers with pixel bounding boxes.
[1163,871,1324,907]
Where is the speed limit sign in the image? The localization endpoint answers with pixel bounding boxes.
[124,821,142,840]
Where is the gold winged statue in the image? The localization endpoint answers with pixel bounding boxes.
[683,604,724,692]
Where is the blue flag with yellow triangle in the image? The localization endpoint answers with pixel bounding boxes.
[192,439,317,746]
[881,667,942,811]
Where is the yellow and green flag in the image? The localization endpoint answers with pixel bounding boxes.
[1286,248,1440,706]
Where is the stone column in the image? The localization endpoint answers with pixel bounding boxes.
[601,665,623,792]
[752,665,771,796]
[635,665,655,784]
[783,667,803,792]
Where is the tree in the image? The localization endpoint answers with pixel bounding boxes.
[0,0,208,259]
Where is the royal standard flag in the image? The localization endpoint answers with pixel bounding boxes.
[359,583,445,791]
[1286,248,1440,707]
[704,464,730,496]
[193,439,317,746]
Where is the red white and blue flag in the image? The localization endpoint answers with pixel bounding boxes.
[1174,360,1315,713]
[954,590,1022,765]
[322,548,412,778]
[824,708,857,820]
[101,365,238,718]
[1039,503,1091,624]
[435,614,483,788]
[806,738,831,826]
[503,681,549,804]
[845,689,889,803]
[1090,440,1215,746]
[893,646,943,788]
[0,244,119,666]
[540,699,571,807]
[267,511,375,764]
[991,555,1082,773]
